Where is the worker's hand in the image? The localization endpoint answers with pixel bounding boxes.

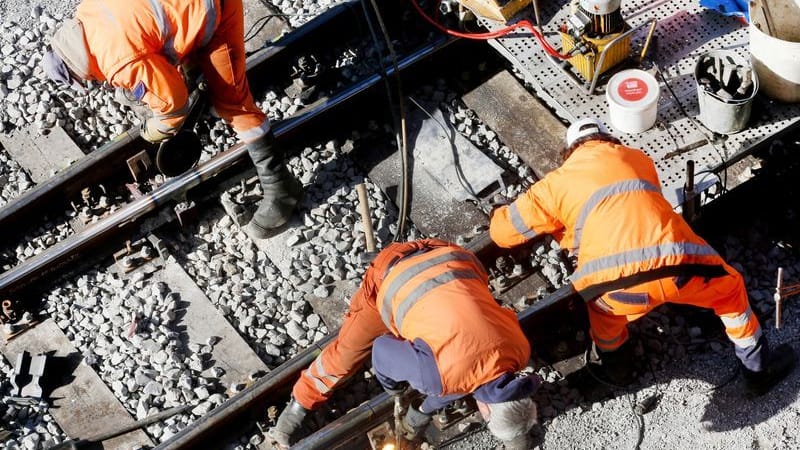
[400,405,432,441]
[269,398,309,449]
[140,117,174,143]
[382,381,409,397]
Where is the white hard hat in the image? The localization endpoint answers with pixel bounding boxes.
[566,118,609,147]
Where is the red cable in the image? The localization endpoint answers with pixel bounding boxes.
[409,0,572,60]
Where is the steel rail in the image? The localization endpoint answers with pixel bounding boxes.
[0,35,455,298]
[0,0,363,238]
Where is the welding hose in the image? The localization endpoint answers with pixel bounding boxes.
[409,0,572,60]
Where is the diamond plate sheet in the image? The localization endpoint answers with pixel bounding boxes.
[480,0,800,204]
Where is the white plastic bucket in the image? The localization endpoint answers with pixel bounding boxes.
[749,19,800,103]
[606,69,660,133]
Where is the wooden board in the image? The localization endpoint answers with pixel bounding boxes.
[153,258,268,387]
[462,70,567,179]
[0,125,85,184]
[1,319,153,449]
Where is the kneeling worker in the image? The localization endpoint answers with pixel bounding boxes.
[489,118,795,393]
[270,239,540,449]
[43,0,302,237]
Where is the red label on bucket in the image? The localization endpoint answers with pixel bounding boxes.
[617,78,649,102]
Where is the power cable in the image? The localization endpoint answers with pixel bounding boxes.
[360,0,405,211]
[366,0,411,241]
[409,0,573,60]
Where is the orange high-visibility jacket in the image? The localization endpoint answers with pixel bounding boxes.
[376,243,531,395]
[490,140,725,293]
[76,0,267,139]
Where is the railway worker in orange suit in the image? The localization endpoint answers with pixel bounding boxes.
[269,239,540,450]
[489,117,796,393]
[42,0,302,238]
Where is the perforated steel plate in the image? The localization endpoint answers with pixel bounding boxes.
[480,0,800,205]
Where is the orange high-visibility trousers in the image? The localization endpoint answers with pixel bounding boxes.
[588,263,762,355]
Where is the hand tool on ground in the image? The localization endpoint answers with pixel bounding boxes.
[49,405,191,450]
[20,353,46,398]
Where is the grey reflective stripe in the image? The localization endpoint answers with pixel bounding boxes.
[238,120,272,143]
[509,201,538,240]
[199,0,218,47]
[728,326,762,348]
[571,242,719,282]
[573,179,660,255]
[147,0,178,64]
[303,355,340,394]
[379,250,482,329]
[153,101,191,121]
[394,269,482,331]
[721,306,753,329]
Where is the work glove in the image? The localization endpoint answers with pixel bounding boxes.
[400,404,432,441]
[269,398,309,449]
[382,381,409,398]
[141,117,174,143]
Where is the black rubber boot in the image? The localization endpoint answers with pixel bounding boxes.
[245,132,303,239]
[742,343,797,396]
[588,340,637,387]
[269,398,309,449]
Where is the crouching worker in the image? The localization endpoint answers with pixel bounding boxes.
[489,118,796,394]
[269,239,540,449]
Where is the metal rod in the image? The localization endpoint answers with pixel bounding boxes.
[356,183,377,252]
[91,405,191,442]
[776,267,784,329]
[683,160,696,223]
[639,19,658,63]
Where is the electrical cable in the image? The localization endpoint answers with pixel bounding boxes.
[408,0,573,60]
[367,0,411,242]
[361,0,408,237]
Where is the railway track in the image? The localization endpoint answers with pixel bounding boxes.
[2,1,800,449]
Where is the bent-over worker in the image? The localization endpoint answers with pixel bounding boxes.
[270,239,539,449]
[43,0,302,237]
[489,118,795,394]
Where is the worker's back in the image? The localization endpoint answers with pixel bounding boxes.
[549,140,723,289]
[77,0,222,78]
[376,244,530,395]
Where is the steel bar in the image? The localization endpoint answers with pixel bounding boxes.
[0,36,454,299]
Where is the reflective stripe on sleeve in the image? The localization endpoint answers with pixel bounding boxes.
[394,269,482,330]
[303,355,341,395]
[509,201,538,240]
[147,0,178,64]
[199,0,218,47]
[153,100,191,121]
[720,306,754,329]
[570,242,719,283]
